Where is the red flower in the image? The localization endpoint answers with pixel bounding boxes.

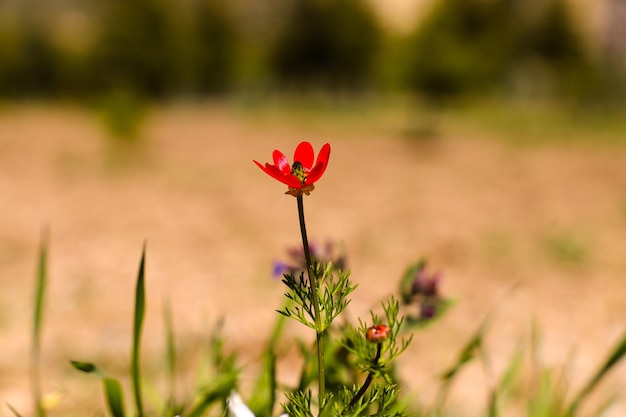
[254,142,331,196]
[366,324,390,344]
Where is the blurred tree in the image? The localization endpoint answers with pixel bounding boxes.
[530,0,587,66]
[270,0,383,91]
[190,0,240,94]
[88,0,186,99]
[404,0,592,101]
[404,0,520,100]
[524,0,593,97]
[0,19,62,98]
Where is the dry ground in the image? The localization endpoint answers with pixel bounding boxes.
[0,103,624,416]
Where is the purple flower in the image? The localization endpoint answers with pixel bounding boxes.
[400,261,448,324]
[272,240,347,279]
[411,269,441,298]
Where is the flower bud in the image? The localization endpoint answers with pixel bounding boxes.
[366,324,390,344]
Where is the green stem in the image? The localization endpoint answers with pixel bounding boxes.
[296,195,326,415]
[346,343,382,412]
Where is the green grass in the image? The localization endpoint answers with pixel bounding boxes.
[233,94,626,146]
[437,98,626,146]
[131,245,147,417]
[31,229,48,417]
[541,230,590,268]
[10,231,626,417]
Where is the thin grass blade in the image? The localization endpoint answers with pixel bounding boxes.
[247,305,287,416]
[187,372,238,417]
[430,288,516,417]
[31,231,48,417]
[491,346,524,415]
[248,348,277,417]
[131,245,147,417]
[566,330,626,416]
[5,403,25,417]
[163,299,178,414]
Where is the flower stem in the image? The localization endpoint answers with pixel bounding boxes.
[296,195,326,415]
[346,343,382,412]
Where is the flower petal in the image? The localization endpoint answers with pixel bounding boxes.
[293,142,314,169]
[253,160,274,178]
[306,161,326,185]
[253,160,269,172]
[264,164,293,185]
[272,150,290,174]
[254,161,285,182]
[306,143,330,184]
[316,143,331,166]
[284,174,303,188]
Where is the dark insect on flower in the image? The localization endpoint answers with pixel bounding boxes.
[253,141,331,197]
[366,324,390,343]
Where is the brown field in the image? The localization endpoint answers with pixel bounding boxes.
[0,103,624,416]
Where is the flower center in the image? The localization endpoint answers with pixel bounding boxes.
[290,161,307,185]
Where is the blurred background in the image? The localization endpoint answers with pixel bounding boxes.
[1,0,626,416]
[0,0,625,103]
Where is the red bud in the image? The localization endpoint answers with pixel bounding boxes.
[366,324,390,343]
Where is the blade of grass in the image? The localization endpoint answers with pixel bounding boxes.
[430,286,519,417]
[248,303,288,416]
[491,346,524,415]
[103,378,127,417]
[163,299,178,415]
[71,361,126,417]
[430,318,488,416]
[31,230,48,417]
[528,370,556,417]
[588,395,617,417]
[131,244,147,417]
[5,403,25,417]
[247,349,277,417]
[187,372,238,417]
[294,338,315,392]
[566,329,626,417]
[479,342,497,417]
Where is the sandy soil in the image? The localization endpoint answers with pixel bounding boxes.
[0,104,624,416]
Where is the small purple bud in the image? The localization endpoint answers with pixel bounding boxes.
[412,269,441,297]
[420,301,437,319]
[272,261,290,279]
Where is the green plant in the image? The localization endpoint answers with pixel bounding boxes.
[8,138,626,417]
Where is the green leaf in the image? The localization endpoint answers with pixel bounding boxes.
[103,378,127,417]
[566,329,626,416]
[248,348,277,417]
[163,299,178,414]
[70,361,127,417]
[491,346,524,415]
[587,395,617,417]
[31,229,48,417]
[247,312,287,417]
[430,298,502,415]
[294,338,316,392]
[398,260,426,305]
[187,372,237,417]
[71,360,100,375]
[131,244,147,417]
[5,403,25,417]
